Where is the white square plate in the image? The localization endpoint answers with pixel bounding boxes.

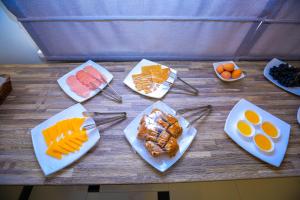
[31,103,100,176]
[224,99,291,167]
[57,60,113,102]
[123,59,177,99]
[213,61,246,82]
[264,58,300,96]
[123,101,197,172]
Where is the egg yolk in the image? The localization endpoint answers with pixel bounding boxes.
[237,121,252,136]
[254,134,272,151]
[262,122,278,138]
[245,110,260,124]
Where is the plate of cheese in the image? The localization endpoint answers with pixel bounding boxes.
[123,59,177,99]
[31,103,100,176]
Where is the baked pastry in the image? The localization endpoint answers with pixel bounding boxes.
[137,109,182,157]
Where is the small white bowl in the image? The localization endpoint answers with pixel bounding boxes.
[244,110,262,126]
[261,121,281,140]
[213,61,246,82]
[253,133,275,154]
[236,120,255,139]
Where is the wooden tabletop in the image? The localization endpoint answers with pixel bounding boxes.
[0,61,299,185]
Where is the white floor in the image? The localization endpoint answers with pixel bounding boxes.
[1,177,300,200]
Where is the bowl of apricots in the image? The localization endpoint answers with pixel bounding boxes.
[213,61,246,82]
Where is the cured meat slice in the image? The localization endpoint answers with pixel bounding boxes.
[83,65,106,83]
[66,75,91,98]
[76,70,102,90]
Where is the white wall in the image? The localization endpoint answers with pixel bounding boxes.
[0,1,42,64]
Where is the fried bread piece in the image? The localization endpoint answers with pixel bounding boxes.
[156,118,169,129]
[157,130,171,148]
[138,115,163,140]
[145,141,164,157]
[167,122,182,138]
[148,109,166,120]
[164,137,179,157]
[165,114,178,124]
[137,109,182,158]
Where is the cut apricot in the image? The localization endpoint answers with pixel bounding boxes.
[216,64,224,74]
[223,63,235,72]
[232,69,242,79]
[221,71,231,79]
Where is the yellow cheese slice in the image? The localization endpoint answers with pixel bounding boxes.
[42,117,88,159]
[58,120,70,135]
[141,65,161,74]
[57,140,76,153]
[71,118,85,131]
[55,121,65,136]
[50,141,69,155]
[73,130,88,142]
[46,147,62,160]
[64,138,80,151]
[65,134,83,147]
[42,127,53,146]
[67,134,83,146]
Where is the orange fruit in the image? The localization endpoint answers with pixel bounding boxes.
[232,69,242,79]
[216,64,224,74]
[221,71,231,79]
[223,63,235,72]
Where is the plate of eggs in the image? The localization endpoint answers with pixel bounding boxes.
[213,61,246,82]
[224,98,291,167]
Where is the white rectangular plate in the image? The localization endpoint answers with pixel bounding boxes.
[123,101,197,172]
[224,99,291,167]
[123,59,177,99]
[264,58,300,96]
[57,60,113,102]
[31,103,100,176]
[213,61,246,82]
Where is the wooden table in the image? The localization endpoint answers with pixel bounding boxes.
[0,61,299,185]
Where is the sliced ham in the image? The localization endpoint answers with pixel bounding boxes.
[66,75,91,98]
[83,65,106,83]
[76,70,101,90]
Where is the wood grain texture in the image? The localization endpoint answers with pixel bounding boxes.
[0,61,299,185]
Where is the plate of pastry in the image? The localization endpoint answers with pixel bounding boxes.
[224,98,291,167]
[123,59,177,99]
[58,60,113,102]
[123,101,197,172]
[264,58,300,96]
[31,103,100,176]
